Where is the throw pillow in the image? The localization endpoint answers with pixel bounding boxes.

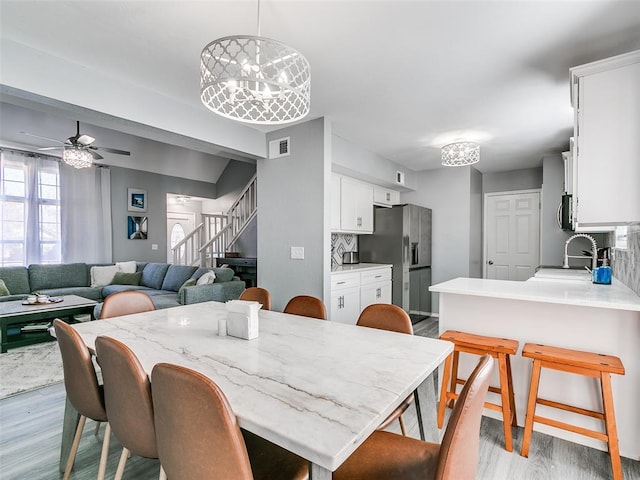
[0,279,10,296]
[178,278,197,304]
[196,271,216,285]
[90,265,120,287]
[111,271,142,286]
[116,260,137,274]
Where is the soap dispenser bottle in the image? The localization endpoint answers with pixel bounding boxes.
[593,259,612,285]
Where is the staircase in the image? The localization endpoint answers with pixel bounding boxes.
[171,174,256,267]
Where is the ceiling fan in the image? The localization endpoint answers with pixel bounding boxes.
[21,121,130,167]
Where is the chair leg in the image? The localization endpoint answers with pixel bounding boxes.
[448,350,460,408]
[398,414,407,436]
[601,372,623,480]
[521,359,542,457]
[159,465,167,480]
[63,415,86,480]
[94,421,101,436]
[97,422,111,480]
[506,354,518,426]
[438,352,453,429]
[498,353,514,452]
[114,447,130,480]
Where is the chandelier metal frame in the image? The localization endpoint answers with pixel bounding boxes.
[62,147,93,169]
[441,142,480,167]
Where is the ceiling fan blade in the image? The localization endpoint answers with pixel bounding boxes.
[89,150,104,160]
[21,132,65,144]
[37,146,64,151]
[94,146,131,156]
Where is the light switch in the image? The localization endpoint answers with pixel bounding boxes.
[152,244,158,250]
[290,246,304,260]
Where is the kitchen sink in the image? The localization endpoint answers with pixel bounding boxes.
[532,267,592,282]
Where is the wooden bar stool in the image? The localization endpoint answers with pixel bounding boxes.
[438,330,519,452]
[521,343,625,480]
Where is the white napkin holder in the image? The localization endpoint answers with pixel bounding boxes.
[226,300,261,340]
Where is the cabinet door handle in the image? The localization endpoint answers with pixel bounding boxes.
[374,275,382,278]
[337,281,346,285]
[386,192,390,201]
[357,217,362,227]
[339,295,344,309]
[376,287,381,299]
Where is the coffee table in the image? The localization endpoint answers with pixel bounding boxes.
[0,295,97,353]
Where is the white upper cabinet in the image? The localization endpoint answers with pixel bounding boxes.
[332,174,374,234]
[570,51,640,230]
[373,186,400,207]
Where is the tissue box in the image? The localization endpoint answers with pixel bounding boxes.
[226,300,261,340]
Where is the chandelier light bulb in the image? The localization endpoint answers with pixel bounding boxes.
[441,142,480,167]
[62,148,93,169]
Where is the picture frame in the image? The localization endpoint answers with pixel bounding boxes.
[127,188,147,212]
[127,216,148,240]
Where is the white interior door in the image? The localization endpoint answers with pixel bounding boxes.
[167,212,196,263]
[484,191,540,281]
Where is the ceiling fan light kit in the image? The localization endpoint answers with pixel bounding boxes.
[62,147,94,169]
[441,141,480,167]
[200,0,310,124]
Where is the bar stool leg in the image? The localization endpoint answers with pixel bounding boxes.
[448,350,460,408]
[601,372,623,480]
[498,352,514,452]
[437,352,453,429]
[506,355,518,426]
[521,359,542,458]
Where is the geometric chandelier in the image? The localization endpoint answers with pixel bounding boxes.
[62,147,93,169]
[441,141,480,167]
[200,1,311,124]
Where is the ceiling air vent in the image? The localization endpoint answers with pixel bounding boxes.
[269,137,290,159]
[395,170,405,185]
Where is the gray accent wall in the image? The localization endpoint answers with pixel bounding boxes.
[469,168,483,278]
[402,167,482,314]
[541,154,573,266]
[483,167,542,193]
[213,160,257,213]
[258,117,332,311]
[110,166,216,262]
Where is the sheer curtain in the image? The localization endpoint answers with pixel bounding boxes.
[60,165,112,263]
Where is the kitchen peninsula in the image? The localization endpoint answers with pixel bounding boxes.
[430,276,640,460]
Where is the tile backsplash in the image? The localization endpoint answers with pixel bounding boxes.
[331,233,358,267]
[610,225,640,296]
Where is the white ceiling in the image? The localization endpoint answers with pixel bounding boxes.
[1,1,639,173]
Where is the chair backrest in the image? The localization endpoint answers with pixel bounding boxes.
[436,354,494,480]
[151,363,254,479]
[356,304,413,334]
[283,295,327,320]
[53,319,107,422]
[239,287,272,311]
[94,336,157,459]
[99,290,155,319]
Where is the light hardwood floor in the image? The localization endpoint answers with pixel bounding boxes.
[0,317,638,479]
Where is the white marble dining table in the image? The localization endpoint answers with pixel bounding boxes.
[60,301,453,479]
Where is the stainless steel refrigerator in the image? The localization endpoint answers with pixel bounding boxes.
[359,204,432,321]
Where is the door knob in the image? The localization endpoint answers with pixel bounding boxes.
[488,260,494,265]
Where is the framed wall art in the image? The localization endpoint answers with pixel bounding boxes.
[128,188,147,212]
[127,216,148,240]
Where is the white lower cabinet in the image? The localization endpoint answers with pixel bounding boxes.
[330,267,392,324]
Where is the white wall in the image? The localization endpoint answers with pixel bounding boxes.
[541,154,573,265]
[258,118,332,311]
[402,167,474,314]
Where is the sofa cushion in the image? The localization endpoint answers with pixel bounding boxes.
[161,265,198,292]
[0,266,31,295]
[37,286,103,301]
[101,285,155,297]
[29,263,89,291]
[112,271,142,286]
[140,263,170,290]
[90,265,120,287]
[196,271,216,285]
[192,267,234,283]
[116,261,137,274]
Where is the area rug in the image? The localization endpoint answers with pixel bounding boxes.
[0,341,64,399]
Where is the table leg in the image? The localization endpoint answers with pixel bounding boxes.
[60,394,81,473]
[309,462,332,480]
[415,372,439,443]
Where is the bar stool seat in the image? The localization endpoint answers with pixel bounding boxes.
[438,330,519,452]
[521,343,625,480]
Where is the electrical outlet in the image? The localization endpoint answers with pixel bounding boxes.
[290,246,304,260]
[152,244,158,250]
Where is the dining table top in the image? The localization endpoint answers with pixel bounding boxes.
[71,301,453,472]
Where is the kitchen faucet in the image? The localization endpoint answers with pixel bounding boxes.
[563,234,598,270]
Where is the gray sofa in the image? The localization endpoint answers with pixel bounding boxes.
[0,262,245,318]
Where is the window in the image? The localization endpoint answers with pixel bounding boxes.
[0,151,61,266]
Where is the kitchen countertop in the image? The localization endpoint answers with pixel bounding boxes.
[430,276,640,312]
[331,263,392,273]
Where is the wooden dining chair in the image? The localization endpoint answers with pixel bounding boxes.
[283,295,327,320]
[95,336,165,480]
[356,304,415,436]
[53,319,111,480]
[151,362,308,480]
[333,355,494,480]
[99,290,155,319]
[239,287,272,310]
